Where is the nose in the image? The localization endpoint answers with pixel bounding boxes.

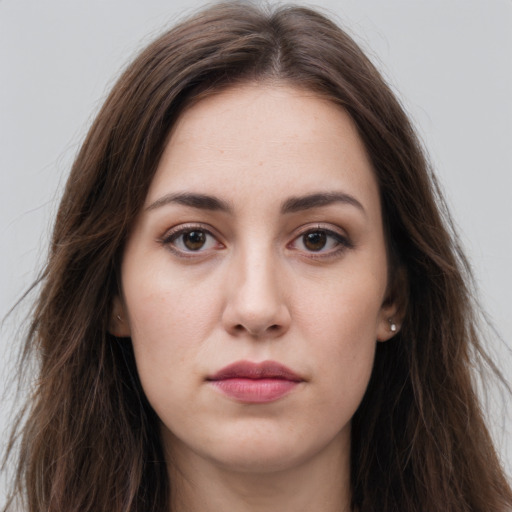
[221,249,291,338]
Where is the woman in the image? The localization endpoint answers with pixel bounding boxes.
[3,2,511,511]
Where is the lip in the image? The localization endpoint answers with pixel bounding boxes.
[206,360,304,403]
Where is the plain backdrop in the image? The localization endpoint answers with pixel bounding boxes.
[1,0,511,501]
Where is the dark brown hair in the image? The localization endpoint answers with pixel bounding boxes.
[4,2,511,511]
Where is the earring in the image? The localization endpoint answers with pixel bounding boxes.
[116,314,122,321]
[389,320,397,333]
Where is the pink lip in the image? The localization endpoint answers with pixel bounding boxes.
[207,360,303,403]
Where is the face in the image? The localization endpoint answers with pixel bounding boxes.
[112,83,400,474]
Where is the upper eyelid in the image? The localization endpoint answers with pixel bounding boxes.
[290,222,349,239]
[160,222,220,242]
[291,229,349,244]
[158,221,351,246]
[288,224,354,252]
[159,224,224,258]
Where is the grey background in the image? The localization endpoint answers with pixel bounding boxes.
[1,0,511,500]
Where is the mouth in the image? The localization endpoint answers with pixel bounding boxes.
[206,360,304,404]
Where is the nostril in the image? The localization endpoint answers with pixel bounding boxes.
[231,323,282,336]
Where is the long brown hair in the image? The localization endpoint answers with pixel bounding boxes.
[3,3,511,511]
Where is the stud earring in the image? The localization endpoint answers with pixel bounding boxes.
[116,314,122,321]
[389,320,397,333]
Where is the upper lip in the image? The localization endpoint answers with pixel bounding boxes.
[207,360,303,382]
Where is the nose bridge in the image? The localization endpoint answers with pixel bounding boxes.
[240,244,277,305]
[223,238,290,337]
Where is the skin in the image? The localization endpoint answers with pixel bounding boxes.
[111,83,401,512]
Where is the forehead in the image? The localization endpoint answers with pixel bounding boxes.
[146,83,379,213]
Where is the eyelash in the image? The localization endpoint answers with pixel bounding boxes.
[160,224,223,258]
[287,225,353,260]
[159,224,353,260]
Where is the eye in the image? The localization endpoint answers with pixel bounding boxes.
[162,225,222,255]
[289,227,351,255]
[302,231,329,251]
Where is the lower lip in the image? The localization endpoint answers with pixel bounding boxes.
[210,378,299,403]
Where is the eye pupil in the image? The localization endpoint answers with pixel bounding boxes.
[304,231,327,251]
[183,230,206,250]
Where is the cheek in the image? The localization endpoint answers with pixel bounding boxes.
[122,262,224,393]
[126,257,221,337]
[295,263,386,348]
[293,265,385,403]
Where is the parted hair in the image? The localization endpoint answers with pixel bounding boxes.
[4,2,512,511]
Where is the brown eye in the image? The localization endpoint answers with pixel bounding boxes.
[165,227,220,254]
[289,227,351,257]
[182,230,207,250]
[303,231,327,251]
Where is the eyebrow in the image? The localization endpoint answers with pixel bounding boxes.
[146,191,365,216]
[281,192,366,215]
[146,192,233,213]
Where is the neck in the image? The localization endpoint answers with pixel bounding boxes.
[166,435,352,512]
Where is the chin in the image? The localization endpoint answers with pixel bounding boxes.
[220,442,305,473]
[201,423,349,475]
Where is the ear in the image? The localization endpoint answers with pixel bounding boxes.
[108,295,131,338]
[376,304,404,342]
[376,266,408,342]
